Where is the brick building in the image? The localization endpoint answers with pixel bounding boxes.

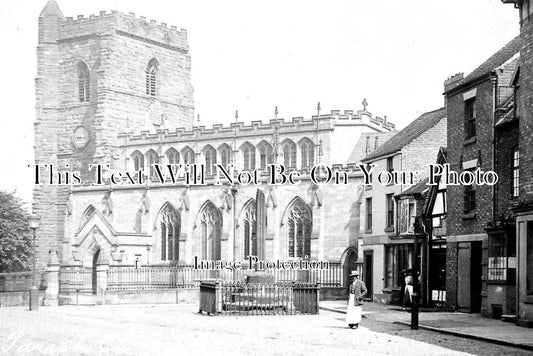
[33,1,397,296]
[443,37,520,316]
[502,0,533,327]
[359,107,447,304]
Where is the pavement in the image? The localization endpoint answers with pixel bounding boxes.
[320,300,533,352]
[0,303,479,356]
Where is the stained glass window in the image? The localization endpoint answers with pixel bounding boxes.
[287,200,312,258]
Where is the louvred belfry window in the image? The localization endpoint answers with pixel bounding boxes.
[78,61,90,102]
[146,58,158,96]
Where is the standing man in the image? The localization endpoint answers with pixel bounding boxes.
[346,270,367,329]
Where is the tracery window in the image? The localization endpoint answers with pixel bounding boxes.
[78,61,90,102]
[300,139,314,169]
[146,58,158,96]
[131,150,145,172]
[166,148,180,170]
[146,149,160,179]
[199,202,222,260]
[219,144,232,170]
[287,199,312,258]
[241,143,256,171]
[242,202,257,258]
[182,147,195,165]
[79,205,96,230]
[203,146,217,175]
[282,140,297,169]
[258,141,273,170]
[159,204,180,261]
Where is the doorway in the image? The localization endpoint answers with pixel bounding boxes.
[457,241,482,313]
[92,249,100,295]
[364,251,373,300]
[343,249,358,287]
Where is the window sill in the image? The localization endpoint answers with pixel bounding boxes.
[463,137,476,146]
[462,212,476,220]
[525,296,533,304]
[364,185,372,190]
[487,280,512,285]
[365,229,373,234]
[384,227,394,233]
[382,287,401,293]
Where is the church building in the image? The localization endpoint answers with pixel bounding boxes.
[33,0,397,292]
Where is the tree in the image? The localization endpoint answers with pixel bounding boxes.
[0,190,32,272]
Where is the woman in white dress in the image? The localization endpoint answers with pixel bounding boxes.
[346,270,367,329]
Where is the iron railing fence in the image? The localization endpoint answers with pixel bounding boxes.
[59,267,94,293]
[199,281,320,315]
[58,263,344,294]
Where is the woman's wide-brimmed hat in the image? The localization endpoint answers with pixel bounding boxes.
[349,270,359,277]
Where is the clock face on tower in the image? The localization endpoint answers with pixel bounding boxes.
[72,126,90,149]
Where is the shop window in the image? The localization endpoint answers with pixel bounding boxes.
[488,232,516,282]
[385,244,413,288]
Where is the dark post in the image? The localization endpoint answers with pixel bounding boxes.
[29,214,41,310]
[411,218,421,329]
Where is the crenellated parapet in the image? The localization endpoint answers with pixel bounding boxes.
[118,109,395,146]
[60,10,188,51]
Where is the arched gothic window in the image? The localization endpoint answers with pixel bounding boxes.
[78,61,90,102]
[203,146,217,175]
[300,139,315,169]
[287,199,312,258]
[158,204,180,262]
[79,205,96,230]
[182,147,195,165]
[257,141,274,170]
[166,148,180,169]
[146,149,160,179]
[219,144,232,170]
[131,150,144,172]
[241,142,256,171]
[282,140,297,169]
[199,202,222,260]
[146,58,158,96]
[242,202,257,258]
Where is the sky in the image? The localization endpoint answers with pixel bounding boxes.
[0,0,520,205]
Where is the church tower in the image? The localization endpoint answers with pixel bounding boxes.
[33,0,194,270]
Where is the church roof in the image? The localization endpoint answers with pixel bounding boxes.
[40,0,64,17]
[347,131,397,163]
[361,107,446,163]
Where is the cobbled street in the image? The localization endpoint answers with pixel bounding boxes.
[0,304,529,356]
